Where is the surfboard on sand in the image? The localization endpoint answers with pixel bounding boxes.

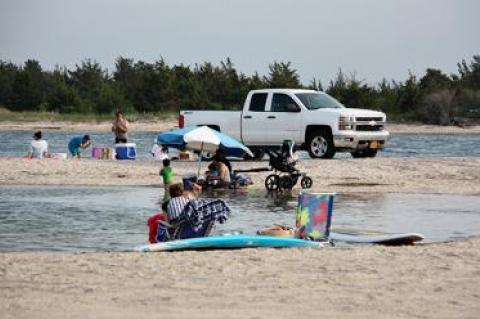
[135,234,326,252]
[330,228,424,245]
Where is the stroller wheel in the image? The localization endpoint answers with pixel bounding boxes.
[265,174,280,191]
[301,176,313,189]
[280,175,294,190]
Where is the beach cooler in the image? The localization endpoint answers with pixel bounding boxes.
[115,143,136,160]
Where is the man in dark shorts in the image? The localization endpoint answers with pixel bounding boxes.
[112,111,129,143]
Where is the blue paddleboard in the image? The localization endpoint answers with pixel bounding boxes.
[135,235,325,252]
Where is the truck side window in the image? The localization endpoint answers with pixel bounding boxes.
[272,94,300,112]
[249,93,268,112]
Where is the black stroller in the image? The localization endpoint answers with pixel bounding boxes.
[264,140,313,191]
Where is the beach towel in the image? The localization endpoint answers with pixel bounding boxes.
[176,199,231,238]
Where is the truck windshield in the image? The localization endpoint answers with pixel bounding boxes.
[296,93,344,110]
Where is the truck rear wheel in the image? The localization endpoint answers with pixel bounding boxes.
[307,129,335,159]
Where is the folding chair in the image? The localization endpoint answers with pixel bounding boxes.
[295,192,335,242]
[156,198,230,242]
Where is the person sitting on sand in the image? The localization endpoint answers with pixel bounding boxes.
[151,140,169,161]
[178,147,191,160]
[112,111,129,144]
[68,135,91,159]
[213,149,232,173]
[206,155,231,187]
[27,131,50,159]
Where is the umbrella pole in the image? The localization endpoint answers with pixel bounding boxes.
[197,142,203,178]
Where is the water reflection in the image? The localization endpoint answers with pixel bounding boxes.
[0,185,479,252]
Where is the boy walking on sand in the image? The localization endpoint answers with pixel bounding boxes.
[160,159,174,202]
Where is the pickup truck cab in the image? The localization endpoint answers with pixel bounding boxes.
[180,89,389,159]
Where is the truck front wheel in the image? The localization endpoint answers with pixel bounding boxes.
[307,129,335,159]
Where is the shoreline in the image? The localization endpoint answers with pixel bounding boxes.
[1,120,480,134]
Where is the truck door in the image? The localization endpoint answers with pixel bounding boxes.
[241,92,270,145]
[264,93,302,144]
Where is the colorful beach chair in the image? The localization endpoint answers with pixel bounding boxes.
[295,192,335,241]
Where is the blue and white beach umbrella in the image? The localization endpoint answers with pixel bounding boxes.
[158,126,253,176]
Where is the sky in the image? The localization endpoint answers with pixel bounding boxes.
[0,0,479,85]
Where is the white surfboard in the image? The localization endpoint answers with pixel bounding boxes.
[330,229,424,245]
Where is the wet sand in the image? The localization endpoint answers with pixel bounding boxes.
[1,121,480,318]
[1,157,480,195]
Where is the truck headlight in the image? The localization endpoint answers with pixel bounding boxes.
[338,116,354,130]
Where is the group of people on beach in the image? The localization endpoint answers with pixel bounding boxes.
[147,145,240,243]
[24,110,237,242]
[149,156,234,243]
[26,111,129,159]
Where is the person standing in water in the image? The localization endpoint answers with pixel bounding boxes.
[160,159,174,202]
[112,111,129,143]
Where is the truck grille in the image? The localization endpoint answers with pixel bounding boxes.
[354,116,385,131]
[356,124,384,131]
[355,117,383,122]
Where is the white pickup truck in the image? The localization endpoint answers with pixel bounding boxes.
[179,89,389,159]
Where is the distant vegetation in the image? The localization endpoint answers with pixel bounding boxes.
[0,55,479,125]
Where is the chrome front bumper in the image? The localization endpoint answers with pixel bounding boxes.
[333,131,390,150]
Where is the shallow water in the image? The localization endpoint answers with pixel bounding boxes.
[1,131,480,158]
[0,185,479,252]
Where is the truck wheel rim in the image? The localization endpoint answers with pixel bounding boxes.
[311,136,327,156]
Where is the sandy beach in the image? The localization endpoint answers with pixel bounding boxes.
[1,156,480,195]
[1,122,480,318]
[1,239,479,319]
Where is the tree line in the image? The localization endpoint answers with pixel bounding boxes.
[0,55,479,125]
